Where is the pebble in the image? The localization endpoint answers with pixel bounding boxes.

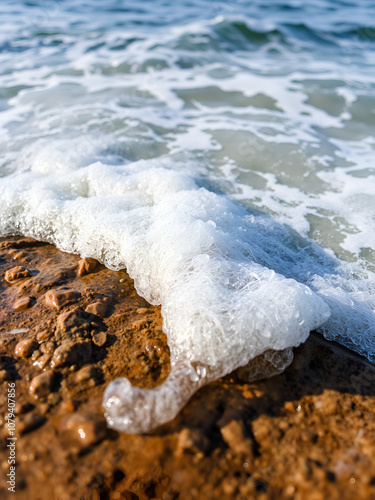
[33,353,51,369]
[0,369,11,382]
[55,309,89,337]
[219,419,254,457]
[15,338,37,358]
[77,257,99,277]
[13,296,32,310]
[4,266,31,283]
[36,330,52,343]
[40,341,55,355]
[45,289,81,310]
[176,428,210,457]
[29,370,55,398]
[75,365,98,384]
[131,319,149,330]
[51,340,92,368]
[85,301,107,318]
[92,331,107,347]
[17,413,46,435]
[63,413,107,446]
[136,308,148,314]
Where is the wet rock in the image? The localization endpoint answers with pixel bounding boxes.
[51,340,92,368]
[40,341,55,355]
[219,419,254,457]
[36,330,52,343]
[63,413,107,446]
[85,301,107,318]
[92,331,107,347]
[131,319,149,330]
[77,257,99,277]
[45,289,81,310]
[176,428,210,457]
[15,402,34,415]
[13,296,32,310]
[15,338,37,358]
[0,369,11,382]
[60,399,76,413]
[75,365,99,384]
[4,266,31,283]
[17,413,46,435]
[29,370,55,398]
[33,353,51,369]
[55,309,90,339]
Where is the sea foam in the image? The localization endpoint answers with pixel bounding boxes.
[1,155,374,432]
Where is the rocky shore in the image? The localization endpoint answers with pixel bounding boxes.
[0,236,374,500]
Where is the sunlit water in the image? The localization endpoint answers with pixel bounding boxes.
[0,0,374,431]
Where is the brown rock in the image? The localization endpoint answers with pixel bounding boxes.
[45,289,81,309]
[33,353,51,369]
[75,365,98,384]
[15,338,37,358]
[4,266,31,283]
[92,331,107,347]
[17,413,46,435]
[131,318,149,330]
[36,330,52,343]
[176,428,210,457]
[51,340,92,368]
[77,257,99,277]
[63,413,107,446]
[29,370,55,398]
[85,301,107,318]
[219,420,254,457]
[55,309,90,338]
[0,369,11,382]
[13,296,32,310]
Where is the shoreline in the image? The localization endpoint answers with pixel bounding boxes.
[0,236,374,499]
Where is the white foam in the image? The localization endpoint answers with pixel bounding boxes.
[1,151,375,432]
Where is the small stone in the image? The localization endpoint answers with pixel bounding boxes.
[51,340,92,368]
[13,296,32,310]
[92,331,107,347]
[0,369,11,382]
[4,266,31,283]
[40,341,55,355]
[176,428,210,457]
[33,353,51,369]
[29,370,55,398]
[75,365,98,384]
[60,399,76,413]
[219,420,254,457]
[15,338,37,358]
[36,330,52,343]
[136,308,148,314]
[77,257,99,277]
[45,289,81,310]
[15,402,34,415]
[85,301,107,318]
[55,309,89,337]
[17,413,46,435]
[31,350,42,362]
[63,413,107,446]
[131,319,149,330]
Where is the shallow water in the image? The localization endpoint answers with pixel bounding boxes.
[0,0,374,431]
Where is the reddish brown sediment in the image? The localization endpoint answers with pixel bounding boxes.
[0,236,374,499]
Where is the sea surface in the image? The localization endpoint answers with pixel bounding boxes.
[0,0,374,391]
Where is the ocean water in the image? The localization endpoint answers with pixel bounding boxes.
[0,0,374,432]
